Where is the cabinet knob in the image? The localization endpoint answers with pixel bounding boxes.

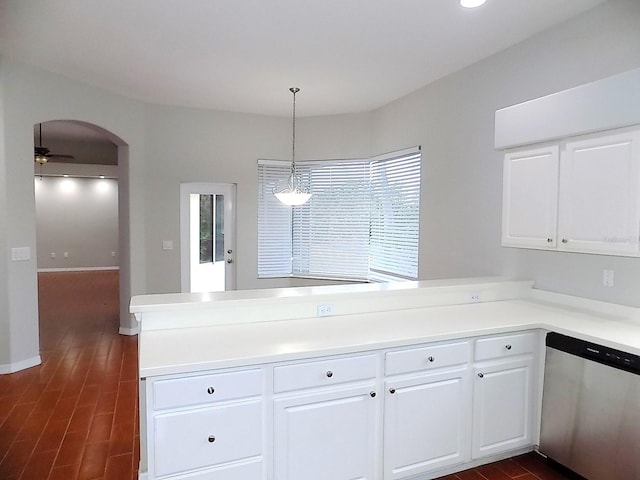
[389,388,396,394]
[208,435,216,443]
[562,238,568,243]
[547,238,553,243]
[477,373,484,378]
[326,370,333,378]
[505,344,512,350]
[427,356,435,363]
[370,391,376,398]
[226,258,233,263]
[207,387,215,395]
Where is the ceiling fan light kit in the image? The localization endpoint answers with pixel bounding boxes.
[273,87,312,207]
[34,123,75,166]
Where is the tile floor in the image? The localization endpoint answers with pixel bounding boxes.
[436,451,580,480]
[1,270,577,480]
[0,270,138,479]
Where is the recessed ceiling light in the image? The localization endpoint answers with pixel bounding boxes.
[460,0,487,8]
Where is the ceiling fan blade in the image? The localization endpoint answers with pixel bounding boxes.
[47,154,75,159]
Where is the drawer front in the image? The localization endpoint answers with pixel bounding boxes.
[385,341,470,376]
[154,400,262,477]
[166,458,262,479]
[273,354,377,393]
[153,369,262,411]
[475,332,537,361]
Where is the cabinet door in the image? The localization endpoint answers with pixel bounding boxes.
[384,368,471,479]
[273,385,379,480]
[558,128,640,255]
[472,357,533,459]
[502,145,559,248]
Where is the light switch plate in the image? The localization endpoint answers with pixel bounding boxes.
[11,247,31,261]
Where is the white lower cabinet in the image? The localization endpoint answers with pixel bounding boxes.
[143,333,540,480]
[472,332,538,459]
[146,368,264,479]
[383,367,471,479]
[273,384,379,480]
[272,353,379,480]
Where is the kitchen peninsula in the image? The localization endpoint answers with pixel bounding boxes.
[131,278,640,480]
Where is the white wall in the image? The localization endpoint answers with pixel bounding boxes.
[35,176,119,269]
[371,0,640,305]
[0,58,146,371]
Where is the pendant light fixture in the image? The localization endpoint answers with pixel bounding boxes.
[273,87,312,206]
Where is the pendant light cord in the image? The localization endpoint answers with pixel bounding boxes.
[290,87,299,177]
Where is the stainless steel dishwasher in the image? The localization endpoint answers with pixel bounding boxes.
[539,332,640,480]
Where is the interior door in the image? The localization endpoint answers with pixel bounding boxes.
[180,183,236,292]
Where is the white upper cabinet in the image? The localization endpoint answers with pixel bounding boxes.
[558,128,640,254]
[502,145,559,248]
[502,126,640,256]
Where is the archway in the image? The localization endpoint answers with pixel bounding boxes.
[32,120,132,339]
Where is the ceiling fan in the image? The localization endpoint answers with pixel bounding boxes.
[34,123,75,165]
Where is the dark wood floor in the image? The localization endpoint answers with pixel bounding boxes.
[0,270,577,480]
[436,451,578,480]
[0,270,138,479]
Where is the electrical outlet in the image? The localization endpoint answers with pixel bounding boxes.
[317,304,335,317]
[469,293,481,303]
[63,252,69,258]
[50,252,56,259]
[162,240,173,251]
[603,269,614,287]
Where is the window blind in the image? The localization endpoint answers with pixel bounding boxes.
[370,149,421,280]
[293,160,371,280]
[257,161,292,277]
[257,146,421,282]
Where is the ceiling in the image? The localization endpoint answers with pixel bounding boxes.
[1,0,606,117]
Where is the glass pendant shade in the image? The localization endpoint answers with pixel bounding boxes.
[273,173,312,206]
[460,0,487,7]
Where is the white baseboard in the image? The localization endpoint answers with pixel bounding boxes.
[138,471,148,480]
[37,266,120,273]
[0,355,42,374]
[119,325,139,336]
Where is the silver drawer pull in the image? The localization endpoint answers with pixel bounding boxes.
[208,435,216,443]
[505,344,512,350]
[427,356,435,362]
[326,370,333,378]
[207,387,215,394]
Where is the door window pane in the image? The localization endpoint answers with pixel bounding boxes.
[199,194,213,264]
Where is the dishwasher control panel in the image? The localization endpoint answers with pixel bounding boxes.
[546,332,639,375]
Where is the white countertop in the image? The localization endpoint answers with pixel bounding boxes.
[137,290,640,378]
